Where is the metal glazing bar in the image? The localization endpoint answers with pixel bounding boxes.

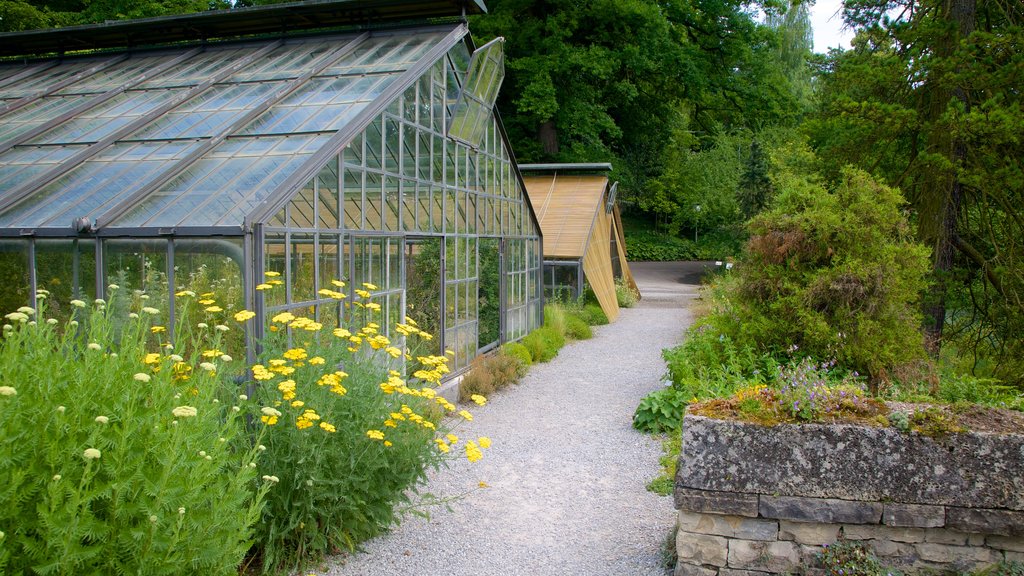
[0,47,204,156]
[27,237,37,309]
[0,41,284,218]
[0,60,59,92]
[94,33,371,229]
[0,53,129,117]
[244,23,469,229]
[167,239,176,343]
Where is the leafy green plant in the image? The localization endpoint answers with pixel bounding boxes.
[633,387,690,433]
[246,284,488,573]
[775,358,869,422]
[543,304,568,337]
[0,289,266,576]
[521,326,565,363]
[579,304,609,326]
[646,434,681,496]
[564,313,592,340]
[501,342,532,375]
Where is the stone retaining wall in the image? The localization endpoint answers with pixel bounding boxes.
[674,414,1024,575]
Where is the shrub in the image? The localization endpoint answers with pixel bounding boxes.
[521,326,565,363]
[501,341,532,375]
[615,277,639,308]
[458,351,522,402]
[730,167,931,383]
[247,286,488,573]
[818,540,895,576]
[564,313,592,340]
[0,290,265,576]
[579,304,609,326]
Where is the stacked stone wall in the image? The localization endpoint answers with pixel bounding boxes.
[674,414,1024,576]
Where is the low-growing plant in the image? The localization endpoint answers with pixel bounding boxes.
[0,289,267,576]
[775,358,869,422]
[459,351,522,402]
[245,282,490,573]
[615,277,640,308]
[564,313,592,340]
[521,326,565,363]
[501,342,532,376]
[579,304,609,326]
[633,387,690,433]
[818,540,898,576]
[647,434,681,496]
[543,304,567,337]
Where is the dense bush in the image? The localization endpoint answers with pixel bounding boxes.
[458,351,523,402]
[501,342,533,374]
[579,304,609,326]
[0,290,265,576]
[564,314,592,340]
[521,326,565,363]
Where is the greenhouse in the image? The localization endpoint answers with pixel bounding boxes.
[0,0,544,374]
[521,163,635,322]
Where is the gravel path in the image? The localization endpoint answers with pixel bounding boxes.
[322,262,702,576]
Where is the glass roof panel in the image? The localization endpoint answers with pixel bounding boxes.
[0,140,200,227]
[236,74,391,135]
[230,39,335,83]
[132,81,282,140]
[0,96,84,142]
[0,145,86,195]
[113,133,330,227]
[30,89,185,145]
[137,46,256,88]
[0,59,102,99]
[54,54,171,95]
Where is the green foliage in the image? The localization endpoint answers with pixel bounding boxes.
[0,0,229,32]
[500,342,532,376]
[248,314,462,573]
[477,239,502,348]
[738,139,773,219]
[0,291,265,576]
[632,387,690,433]
[732,164,932,382]
[625,228,696,261]
[579,304,609,326]
[521,326,565,363]
[564,314,592,340]
[817,540,897,576]
[614,277,639,308]
[458,352,523,402]
[543,304,567,338]
[646,434,681,496]
[775,359,868,422]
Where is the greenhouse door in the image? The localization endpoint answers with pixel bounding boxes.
[403,238,442,357]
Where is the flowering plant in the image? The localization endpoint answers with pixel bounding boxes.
[0,288,267,576]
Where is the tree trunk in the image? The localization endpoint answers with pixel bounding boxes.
[538,120,558,155]
[919,0,975,357]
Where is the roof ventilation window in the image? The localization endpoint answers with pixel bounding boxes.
[446,37,504,148]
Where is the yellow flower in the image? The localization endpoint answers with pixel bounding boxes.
[201,349,223,358]
[471,394,487,406]
[317,288,346,299]
[264,271,281,277]
[458,410,473,421]
[478,436,492,449]
[384,440,393,447]
[291,400,304,407]
[271,312,295,324]
[150,326,166,334]
[385,346,402,358]
[434,439,450,453]
[83,448,101,460]
[0,386,17,396]
[478,481,489,488]
[175,290,195,297]
[256,283,273,291]
[384,419,397,428]
[309,356,325,365]
[319,422,337,433]
[465,441,483,463]
[354,289,371,299]
[234,310,256,322]
[366,429,385,440]
[446,433,458,444]
[198,299,215,305]
[331,280,346,287]
[362,282,378,290]
[365,302,381,312]
[143,353,161,365]
[332,328,352,339]
[283,348,307,361]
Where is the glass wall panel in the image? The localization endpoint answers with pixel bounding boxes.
[35,239,96,324]
[0,240,31,314]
